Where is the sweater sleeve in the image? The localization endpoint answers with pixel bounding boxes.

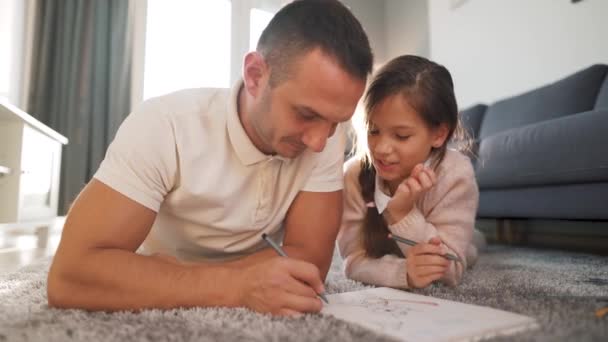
[337,158,409,288]
[387,154,479,287]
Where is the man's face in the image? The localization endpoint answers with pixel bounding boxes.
[248,49,366,158]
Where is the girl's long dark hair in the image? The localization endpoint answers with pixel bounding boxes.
[359,55,467,258]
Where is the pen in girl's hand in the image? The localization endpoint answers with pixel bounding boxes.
[388,233,462,262]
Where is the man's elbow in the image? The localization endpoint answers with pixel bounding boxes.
[47,272,65,308]
[47,261,78,308]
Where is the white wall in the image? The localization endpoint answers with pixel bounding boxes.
[429,0,608,108]
[385,0,430,60]
[343,0,387,67]
[344,0,431,67]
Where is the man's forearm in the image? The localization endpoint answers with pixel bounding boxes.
[48,248,239,311]
[226,245,333,281]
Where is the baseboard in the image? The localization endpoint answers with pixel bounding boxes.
[476,218,608,255]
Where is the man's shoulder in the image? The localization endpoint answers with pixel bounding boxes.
[118,87,231,150]
[147,87,230,119]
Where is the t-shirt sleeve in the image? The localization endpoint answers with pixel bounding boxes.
[301,123,347,192]
[93,98,177,212]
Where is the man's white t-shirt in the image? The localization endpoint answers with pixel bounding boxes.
[94,81,346,261]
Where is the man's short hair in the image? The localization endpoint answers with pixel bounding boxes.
[257,0,374,86]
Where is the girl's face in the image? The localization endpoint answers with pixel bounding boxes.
[367,94,448,191]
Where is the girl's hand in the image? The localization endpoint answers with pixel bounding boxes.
[405,237,449,288]
[385,164,437,224]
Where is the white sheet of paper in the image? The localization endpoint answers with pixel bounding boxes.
[321,287,538,342]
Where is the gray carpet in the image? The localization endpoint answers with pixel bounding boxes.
[1,245,607,342]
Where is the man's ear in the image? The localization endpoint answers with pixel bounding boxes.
[431,123,450,148]
[242,52,269,98]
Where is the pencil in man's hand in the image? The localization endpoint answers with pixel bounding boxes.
[261,233,329,304]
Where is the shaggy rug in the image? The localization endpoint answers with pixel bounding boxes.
[1,245,607,341]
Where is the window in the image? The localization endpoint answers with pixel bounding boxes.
[249,8,274,50]
[0,0,29,108]
[140,0,284,103]
[0,0,17,101]
[143,0,232,100]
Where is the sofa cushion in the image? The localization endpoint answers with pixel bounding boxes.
[479,64,608,139]
[476,109,608,189]
[595,73,608,109]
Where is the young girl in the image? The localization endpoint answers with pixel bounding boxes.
[338,55,482,289]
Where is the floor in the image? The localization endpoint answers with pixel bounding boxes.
[2,244,606,341]
[0,217,64,273]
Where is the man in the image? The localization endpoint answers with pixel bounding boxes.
[48,0,373,316]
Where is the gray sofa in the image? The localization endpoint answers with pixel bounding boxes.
[460,64,608,221]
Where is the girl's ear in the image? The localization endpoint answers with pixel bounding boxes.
[242,52,270,98]
[431,123,449,148]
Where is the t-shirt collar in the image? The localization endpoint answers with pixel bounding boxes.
[373,174,392,214]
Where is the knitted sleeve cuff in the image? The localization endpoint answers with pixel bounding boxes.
[388,207,435,243]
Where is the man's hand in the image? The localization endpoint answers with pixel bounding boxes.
[405,237,449,288]
[385,164,437,224]
[236,258,325,316]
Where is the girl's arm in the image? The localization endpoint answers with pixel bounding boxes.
[338,159,409,288]
[386,160,479,286]
[341,249,409,288]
